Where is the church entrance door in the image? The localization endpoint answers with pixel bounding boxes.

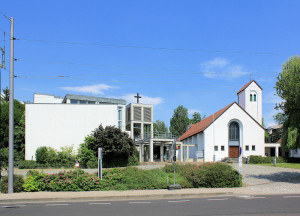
[229,146,239,158]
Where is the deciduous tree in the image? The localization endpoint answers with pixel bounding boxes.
[170,105,189,137]
[275,56,300,150]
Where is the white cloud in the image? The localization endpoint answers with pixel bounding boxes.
[60,83,117,95]
[121,94,163,106]
[188,109,202,115]
[201,57,248,78]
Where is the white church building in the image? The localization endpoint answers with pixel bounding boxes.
[178,80,266,162]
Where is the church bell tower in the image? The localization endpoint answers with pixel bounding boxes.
[237,80,263,125]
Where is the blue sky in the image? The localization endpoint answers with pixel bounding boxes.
[0,0,299,128]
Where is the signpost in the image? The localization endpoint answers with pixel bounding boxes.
[98,148,103,180]
[168,138,181,190]
[75,160,79,177]
[238,147,242,180]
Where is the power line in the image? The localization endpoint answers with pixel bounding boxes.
[0,10,10,21]
[16,59,280,76]
[17,38,293,56]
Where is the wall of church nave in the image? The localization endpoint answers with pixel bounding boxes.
[203,103,265,162]
[25,104,126,160]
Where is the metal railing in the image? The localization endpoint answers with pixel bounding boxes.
[135,132,177,141]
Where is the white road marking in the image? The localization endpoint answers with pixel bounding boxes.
[14,205,27,207]
[168,200,190,203]
[244,196,266,199]
[46,204,69,206]
[207,198,228,201]
[237,195,251,198]
[129,202,152,204]
[283,196,300,198]
[88,203,111,205]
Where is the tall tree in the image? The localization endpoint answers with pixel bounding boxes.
[189,112,202,125]
[153,120,168,133]
[0,99,25,163]
[170,105,189,137]
[1,87,9,103]
[273,112,287,125]
[275,56,300,150]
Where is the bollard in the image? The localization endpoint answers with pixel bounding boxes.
[273,157,276,167]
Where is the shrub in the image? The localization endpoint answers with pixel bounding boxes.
[184,163,241,188]
[18,160,42,169]
[127,149,139,166]
[249,156,287,164]
[0,174,24,193]
[162,163,194,175]
[34,146,76,168]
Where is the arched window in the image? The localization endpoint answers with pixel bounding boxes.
[229,122,239,141]
[254,94,256,101]
[250,94,253,101]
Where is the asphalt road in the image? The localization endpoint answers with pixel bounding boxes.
[1,195,299,216]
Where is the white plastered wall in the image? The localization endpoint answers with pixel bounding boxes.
[243,82,262,125]
[25,104,126,160]
[203,103,265,162]
[34,93,63,103]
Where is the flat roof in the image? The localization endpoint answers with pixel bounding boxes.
[63,94,126,105]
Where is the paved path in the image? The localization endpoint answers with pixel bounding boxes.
[232,164,300,194]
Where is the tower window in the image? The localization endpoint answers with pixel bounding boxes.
[254,94,256,101]
[250,94,253,101]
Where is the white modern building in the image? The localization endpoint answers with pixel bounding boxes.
[178,80,265,162]
[25,94,127,160]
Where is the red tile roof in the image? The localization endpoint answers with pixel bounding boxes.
[237,80,262,95]
[178,103,235,141]
[276,138,282,143]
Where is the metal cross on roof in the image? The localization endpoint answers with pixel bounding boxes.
[134,93,141,103]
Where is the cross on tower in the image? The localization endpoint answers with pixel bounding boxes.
[134,93,142,103]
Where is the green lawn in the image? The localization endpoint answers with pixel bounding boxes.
[258,163,300,169]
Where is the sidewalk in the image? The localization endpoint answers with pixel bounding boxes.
[1,186,300,204]
[0,187,250,204]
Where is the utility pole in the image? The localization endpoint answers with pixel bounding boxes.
[8,17,14,194]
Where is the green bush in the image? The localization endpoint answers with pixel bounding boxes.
[128,149,140,166]
[34,146,76,168]
[184,163,241,188]
[162,163,194,175]
[18,160,44,169]
[0,174,24,193]
[249,155,287,164]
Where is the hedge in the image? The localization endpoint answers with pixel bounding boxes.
[0,174,24,193]
[248,155,287,164]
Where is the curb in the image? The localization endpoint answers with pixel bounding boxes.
[0,192,236,204]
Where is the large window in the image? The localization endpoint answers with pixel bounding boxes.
[250,94,253,101]
[229,122,239,141]
[118,106,122,129]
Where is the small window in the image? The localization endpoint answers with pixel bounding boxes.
[214,146,218,151]
[250,94,253,101]
[221,146,225,151]
[246,145,249,151]
[252,145,256,151]
[254,94,256,101]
